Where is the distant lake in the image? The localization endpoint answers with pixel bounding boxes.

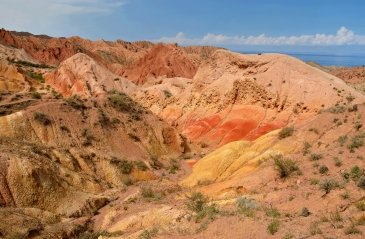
[240,51,365,67]
[289,53,365,67]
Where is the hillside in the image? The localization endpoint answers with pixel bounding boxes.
[0,30,364,238]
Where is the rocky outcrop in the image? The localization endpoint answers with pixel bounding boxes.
[134,50,365,147]
[45,53,136,97]
[121,44,198,84]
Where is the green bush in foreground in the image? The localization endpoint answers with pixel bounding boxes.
[272,155,299,178]
[267,219,280,235]
[278,127,294,139]
[186,192,219,223]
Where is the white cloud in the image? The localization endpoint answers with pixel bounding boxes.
[157,27,365,46]
[0,0,126,36]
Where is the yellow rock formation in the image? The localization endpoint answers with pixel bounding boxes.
[182,130,298,188]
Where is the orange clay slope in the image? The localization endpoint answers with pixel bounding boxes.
[133,49,365,148]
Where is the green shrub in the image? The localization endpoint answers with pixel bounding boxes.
[108,90,138,113]
[319,165,329,174]
[310,153,323,161]
[350,166,364,181]
[358,176,365,189]
[236,197,257,217]
[186,192,207,213]
[348,135,364,152]
[267,219,280,235]
[302,142,311,156]
[141,187,157,199]
[66,95,86,110]
[346,94,355,102]
[265,207,281,218]
[278,127,294,139]
[138,227,158,239]
[186,192,218,223]
[10,59,51,68]
[327,105,345,114]
[319,179,338,194]
[195,204,219,223]
[98,110,111,127]
[26,71,44,82]
[338,135,347,146]
[273,155,299,178]
[31,91,41,99]
[33,112,51,125]
[111,157,133,174]
[169,159,180,174]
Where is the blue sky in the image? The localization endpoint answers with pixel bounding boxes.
[1,0,365,54]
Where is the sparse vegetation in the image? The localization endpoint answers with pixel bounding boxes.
[169,159,180,174]
[309,222,322,235]
[344,224,361,235]
[354,122,363,131]
[33,112,51,125]
[350,166,364,181]
[346,94,355,102]
[111,157,133,174]
[265,206,281,218]
[333,157,342,167]
[348,135,364,152]
[319,165,329,174]
[141,187,160,199]
[81,128,94,146]
[66,95,86,110]
[302,142,311,156]
[310,153,322,161]
[278,127,294,139]
[108,90,140,113]
[282,233,294,239]
[338,135,347,146]
[319,179,339,195]
[358,176,365,189]
[273,155,300,178]
[10,59,52,68]
[267,219,280,235]
[138,227,158,239]
[327,105,346,114]
[98,110,111,127]
[355,200,365,211]
[236,197,257,217]
[186,192,219,223]
[26,71,45,82]
[31,91,41,99]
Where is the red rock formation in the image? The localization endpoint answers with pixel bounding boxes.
[121,44,198,84]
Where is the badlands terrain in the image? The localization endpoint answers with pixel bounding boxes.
[0,28,364,238]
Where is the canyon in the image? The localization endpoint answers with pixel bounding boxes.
[0,29,364,238]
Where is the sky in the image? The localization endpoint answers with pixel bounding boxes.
[1,0,365,54]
